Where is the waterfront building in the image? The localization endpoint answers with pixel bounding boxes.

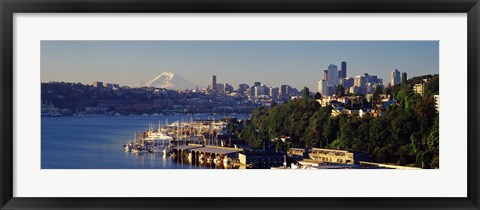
[85,106,108,114]
[390,69,401,85]
[239,151,285,169]
[308,148,370,165]
[288,148,311,160]
[327,64,338,86]
[41,100,61,117]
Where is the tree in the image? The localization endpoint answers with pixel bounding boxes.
[302,86,310,98]
[372,84,383,108]
[424,75,439,97]
[336,85,345,97]
[314,92,322,99]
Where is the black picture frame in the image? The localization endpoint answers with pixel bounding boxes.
[1,0,479,209]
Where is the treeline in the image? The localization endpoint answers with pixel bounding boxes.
[228,74,439,168]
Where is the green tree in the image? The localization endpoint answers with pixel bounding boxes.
[336,85,345,97]
[302,86,310,98]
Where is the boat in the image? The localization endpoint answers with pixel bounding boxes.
[132,148,148,153]
[142,122,174,153]
[163,145,171,154]
[124,143,132,152]
[41,100,62,117]
[214,156,222,164]
[149,146,164,153]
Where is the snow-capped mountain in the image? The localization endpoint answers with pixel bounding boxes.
[134,72,198,90]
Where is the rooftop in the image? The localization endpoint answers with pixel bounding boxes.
[191,146,243,155]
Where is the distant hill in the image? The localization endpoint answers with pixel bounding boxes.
[133,72,198,90]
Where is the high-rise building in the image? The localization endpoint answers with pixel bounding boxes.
[238,84,249,94]
[323,70,328,81]
[255,86,268,98]
[354,76,366,87]
[390,69,401,85]
[280,85,290,96]
[249,86,256,99]
[318,80,328,97]
[377,78,383,86]
[254,82,261,87]
[270,87,279,99]
[327,64,338,86]
[211,75,217,92]
[340,77,354,90]
[341,61,347,78]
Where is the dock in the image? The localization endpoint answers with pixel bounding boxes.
[170,144,243,163]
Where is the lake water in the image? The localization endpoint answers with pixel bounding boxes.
[41,114,249,169]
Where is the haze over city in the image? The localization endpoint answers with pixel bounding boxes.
[41,41,439,91]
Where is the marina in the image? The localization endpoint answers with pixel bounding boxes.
[41,114,250,169]
[122,117,249,169]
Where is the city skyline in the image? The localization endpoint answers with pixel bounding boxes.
[41,41,439,91]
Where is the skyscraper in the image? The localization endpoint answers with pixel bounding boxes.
[341,61,347,78]
[270,87,279,99]
[323,70,328,81]
[280,85,289,96]
[211,75,217,92]
[318,80,328,96]
[327,64,338,86]
[390,69,401,85]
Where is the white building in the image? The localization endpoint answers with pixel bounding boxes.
[317,80,329,96]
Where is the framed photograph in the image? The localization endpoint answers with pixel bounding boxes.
[1,0,479,209]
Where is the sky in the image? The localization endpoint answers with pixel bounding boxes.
[41,41,439,91]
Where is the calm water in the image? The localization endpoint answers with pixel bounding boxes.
[41,114,249,169]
